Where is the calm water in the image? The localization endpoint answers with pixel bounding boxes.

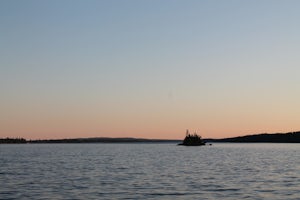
[0,143,299,200]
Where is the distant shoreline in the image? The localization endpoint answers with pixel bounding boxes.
[1,131,299,144]
[205,131,300,143]
[0,137,180,144]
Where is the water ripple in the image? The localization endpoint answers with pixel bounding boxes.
[0,143,299,199]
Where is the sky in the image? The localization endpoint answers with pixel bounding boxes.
[1,0,300,139]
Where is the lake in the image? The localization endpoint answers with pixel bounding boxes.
[0,143,299,199]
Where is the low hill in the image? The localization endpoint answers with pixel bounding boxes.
[205,131,300,143]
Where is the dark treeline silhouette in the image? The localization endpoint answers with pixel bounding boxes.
[204,131,300,143]
[0,138,27,144]
[29,138,180,144]
[1,131,300,144]
[0,137,180,144]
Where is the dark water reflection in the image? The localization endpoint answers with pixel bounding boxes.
[0,143,299,199]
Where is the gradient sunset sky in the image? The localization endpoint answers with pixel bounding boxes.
[1,0,300,139]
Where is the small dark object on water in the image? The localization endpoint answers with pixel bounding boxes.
[178,130,206,146]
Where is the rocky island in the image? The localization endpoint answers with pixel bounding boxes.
[178,130,206,146]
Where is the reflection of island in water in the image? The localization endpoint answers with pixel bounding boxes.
[178,130,206,146]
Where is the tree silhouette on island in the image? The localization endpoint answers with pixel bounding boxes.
[178,130,206,146]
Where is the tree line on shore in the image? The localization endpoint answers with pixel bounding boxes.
[0,137,179,144]
[0,138,27,143]
[1,131,300,144]
[205,131,300,143]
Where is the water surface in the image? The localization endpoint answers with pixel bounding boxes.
[0,143,299,199]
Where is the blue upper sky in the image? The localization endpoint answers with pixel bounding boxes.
[1,0,300,139]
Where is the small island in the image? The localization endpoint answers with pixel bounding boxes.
[178,130,206,146]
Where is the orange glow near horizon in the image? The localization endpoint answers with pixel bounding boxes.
[1,88,300,140]
[1,103,299,140]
